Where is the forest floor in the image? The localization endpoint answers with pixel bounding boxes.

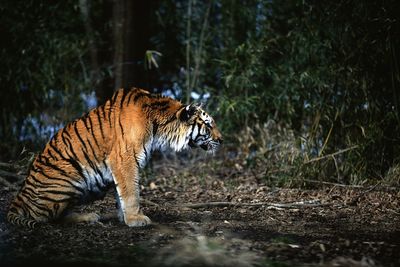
[0,151,399,267]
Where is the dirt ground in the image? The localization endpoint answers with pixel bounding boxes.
[0,153,399,267]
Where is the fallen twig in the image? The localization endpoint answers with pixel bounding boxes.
[303,179,366,188]
[141,198,160,207]
[303,179,399,191]
[0,176,20,191]
[179,200,330,209]
[347,182,381,206]
[0,162,17,169]
[0,161,28,172]
[0,169,25,182]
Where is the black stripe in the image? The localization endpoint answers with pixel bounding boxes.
[63,126,73,140]
[161,115,176,126]
[66,158,85,180]
[126,91,135,106]
[11,200,24,210]
[119,117,124,138]
[79,149,107,189]
[49,139,68,162]
[142,100,170,110]
[133,151,140,168]
[29,173,85,194]
[93,163,107,187]
[48,143,62,159]
[152,100,170,108]
[81,149,96,171]
[155,100,170,107]
[42,189,79,197]
[25,204,48,218]
[152,121,159,137]
[20,204,31,217]
[104,102,113,129]
[36,159,71,179]
[21,188,39,201]
[46,149,57,161]
[73,123,89,154]
[41,139,85,181]
[85,136,100,162]
[194,123,203,140]
[119,89,129,109]
[32,165,62,181]
[37,195,73,203]
[52,203,60,218]
[133,92,148,103]
[87,115,101,148]
[110,89,121,106]
[81,116,100,156]
[63,134,79,159]
[159,106,169,113]
[49,140,67,160]
[17,195,48,218]
[82,113,91,131]
[60,131,72,151]
[95,109,105,140]
[20,190,50,211]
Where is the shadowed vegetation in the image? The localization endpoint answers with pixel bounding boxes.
[1,0,399,186]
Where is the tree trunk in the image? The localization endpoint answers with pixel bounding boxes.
[79,0,114,104]
[112,0,153,92]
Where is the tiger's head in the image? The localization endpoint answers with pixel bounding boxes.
[177,103,223,153]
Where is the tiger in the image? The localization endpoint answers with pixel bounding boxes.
[7,88,222,228]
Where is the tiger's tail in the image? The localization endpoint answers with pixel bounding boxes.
[7,210,38,229]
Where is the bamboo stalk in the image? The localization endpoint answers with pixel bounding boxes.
[304,145,359,164]
[185,0,193,104]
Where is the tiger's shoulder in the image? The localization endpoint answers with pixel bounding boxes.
[107,88,184,117]
[107,88,176,107]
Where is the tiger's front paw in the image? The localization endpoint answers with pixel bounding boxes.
[125,214,151,227]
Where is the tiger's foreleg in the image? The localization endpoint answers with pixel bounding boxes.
[108,148,151,227]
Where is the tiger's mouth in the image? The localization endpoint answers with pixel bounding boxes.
[204,140,222,152]
[189,140,221,152]
[200,144,209,150]
[188,139,197,148]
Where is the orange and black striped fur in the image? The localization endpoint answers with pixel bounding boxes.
[7,88,222,228]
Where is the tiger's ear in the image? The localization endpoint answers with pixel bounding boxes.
[179,103,198,121]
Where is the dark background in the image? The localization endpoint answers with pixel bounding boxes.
[1,0,400,186]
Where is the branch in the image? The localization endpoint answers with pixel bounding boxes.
[304,145,359,164]
[179,200,330,209]
[0,176,19,191]
[185,0,193,104]
[141,198,160,207]
[190,0,212,90]
[303,179,399,192]
[0,162,16,169]
[0,169,24,181]
[302,179,366,188]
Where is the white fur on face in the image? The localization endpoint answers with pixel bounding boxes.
[199,109,213,126]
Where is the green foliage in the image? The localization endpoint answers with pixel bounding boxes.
[205,0,400,184]
[150,0,399,185]
[0,0,108,159]
[1,0,399,184]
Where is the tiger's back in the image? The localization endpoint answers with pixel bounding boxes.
[8,88,223,228]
